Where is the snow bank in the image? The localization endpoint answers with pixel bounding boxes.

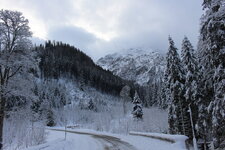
[129,131,188,149]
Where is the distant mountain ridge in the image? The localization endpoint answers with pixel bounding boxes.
[97,48,166,86]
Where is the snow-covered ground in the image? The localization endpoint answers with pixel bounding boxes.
[24,128,187,150]
[129,131,188,149]
[4,79,169,150]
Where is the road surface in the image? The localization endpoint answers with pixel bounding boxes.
[50,128,137,150]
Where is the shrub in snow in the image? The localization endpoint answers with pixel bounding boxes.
[88,99,97,112]
[46,110,56,127]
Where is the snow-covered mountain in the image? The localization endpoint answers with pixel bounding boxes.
[97,48,166,85]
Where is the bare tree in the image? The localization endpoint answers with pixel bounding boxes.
[0,9,32,150]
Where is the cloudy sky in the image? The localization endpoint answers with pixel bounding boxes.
[1,0,203,60]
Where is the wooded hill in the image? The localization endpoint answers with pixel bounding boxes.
[37,41,138,98]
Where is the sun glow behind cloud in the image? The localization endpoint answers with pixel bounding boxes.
[73,22,117,41]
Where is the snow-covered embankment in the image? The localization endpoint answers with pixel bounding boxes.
[129,131,188,150]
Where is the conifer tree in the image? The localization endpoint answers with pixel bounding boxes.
[132,91,143,120]
[212,65,225,148]
[197,0,225,148]
[196,30,214,148]
[46,109,56,127]
[159,74,168,109]
[166,37,186,134]
[88,99,97,112]
[194,51,212,149]
[181,37,198,138]
[160,68,172,110]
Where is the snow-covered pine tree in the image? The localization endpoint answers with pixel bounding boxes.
[88,99,97,112]
[166,37,186,135]
[152,79,161,107]
[79,70,86,91]
[181,37,198,139]
[212,65,225,148]
[160,70,170,109]
[194,51,212,149]
[46,109,56,127]
[132,91,143,120]
[198,0,225,148]
[196,29,214,148]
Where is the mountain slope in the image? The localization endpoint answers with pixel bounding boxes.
[97,48,166,86]
[37,41,136,96]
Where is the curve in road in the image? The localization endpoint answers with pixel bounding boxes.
[49,129,137,150]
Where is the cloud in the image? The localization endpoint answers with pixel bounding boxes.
[47,25,100,56]
[0,0,203,60]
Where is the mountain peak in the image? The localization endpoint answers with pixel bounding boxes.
[97,48,166,85]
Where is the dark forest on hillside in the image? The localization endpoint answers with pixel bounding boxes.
[37,41,139,98]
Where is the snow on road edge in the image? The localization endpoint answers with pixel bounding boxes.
[129,131,188,149]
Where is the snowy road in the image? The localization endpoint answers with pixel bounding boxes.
[92,134,137,150]
[25,128,187,150]
[50,128,137,150]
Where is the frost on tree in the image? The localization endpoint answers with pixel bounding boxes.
[88,99,97,112]
[165,37,188,135]
[212,65,225,148]
[181,36,198,139]
[181,37,198,104]
[46,109,56,127]
[0,9,33,150]
[159,72,169,109]
[132,91,143,120]
[120,85,131,115]
[197,0,225,148]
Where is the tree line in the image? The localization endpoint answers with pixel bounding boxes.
[165,0,225,149]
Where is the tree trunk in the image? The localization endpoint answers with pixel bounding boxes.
[123,100,126,116]
[0,95,5,150]
[179,99,185,135]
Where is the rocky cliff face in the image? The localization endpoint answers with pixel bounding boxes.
[97,48,166,86]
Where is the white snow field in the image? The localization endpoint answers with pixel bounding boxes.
[24,128,188,150]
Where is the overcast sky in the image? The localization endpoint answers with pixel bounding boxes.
[1,0,203,60]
